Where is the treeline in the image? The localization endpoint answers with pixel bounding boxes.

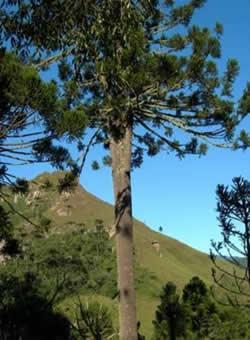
[153,277,250,340]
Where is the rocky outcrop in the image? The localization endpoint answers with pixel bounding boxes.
[152,240,160,252]
[26,190,41,206]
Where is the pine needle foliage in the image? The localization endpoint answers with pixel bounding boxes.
[1,0,249,160]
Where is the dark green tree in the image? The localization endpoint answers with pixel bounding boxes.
[10,178,29,196]
[0,50,81,244]
[182,276,217,338]
[153,282,188,340]
[0,206,12,243]
[57,171,78,194]
[210,177,250,306]
[2,1,250,338]
[182,276,208,308]
[153,277,250,339]
[0,205,19,257]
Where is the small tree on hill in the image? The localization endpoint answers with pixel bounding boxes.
[2,1,250,338]
[0,205,19,257]
[183,276,208,308]
[210,177,250,306]
[153,282,188,340]
[182,276,217,337]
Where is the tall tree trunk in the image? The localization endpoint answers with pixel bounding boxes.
[245,220,250,284]
[110,123,137,340]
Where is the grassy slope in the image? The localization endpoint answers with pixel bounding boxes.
[6,172,229,337]
[43,173,215,289]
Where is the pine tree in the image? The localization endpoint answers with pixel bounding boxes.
[153,277,222,339]
[0,205,19,257]
[182,276,217,337]
[0,50,81,259]
[183,276,208,308]
[210,177,250,306]
[2,1,250,338]
[0,50,76,192]
[153,282,188,340]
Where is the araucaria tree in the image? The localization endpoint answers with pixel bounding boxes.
[211,177,250,306]
[0,50,74,192]
[2,1,250,338]
[0,49,76,254]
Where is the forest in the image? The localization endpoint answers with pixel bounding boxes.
[0,1,250,339]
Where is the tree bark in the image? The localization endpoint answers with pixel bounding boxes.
[245,219,250,284]
[110,123,137,340]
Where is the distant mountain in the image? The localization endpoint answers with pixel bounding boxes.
[228,257,247,268]
[1,171,234,337]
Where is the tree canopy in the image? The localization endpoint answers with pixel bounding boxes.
[0,50,77,190]
[1,0,250,159]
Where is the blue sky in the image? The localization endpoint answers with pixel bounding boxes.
[13,0,250,253]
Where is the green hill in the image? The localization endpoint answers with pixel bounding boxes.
[1,172,232,337]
